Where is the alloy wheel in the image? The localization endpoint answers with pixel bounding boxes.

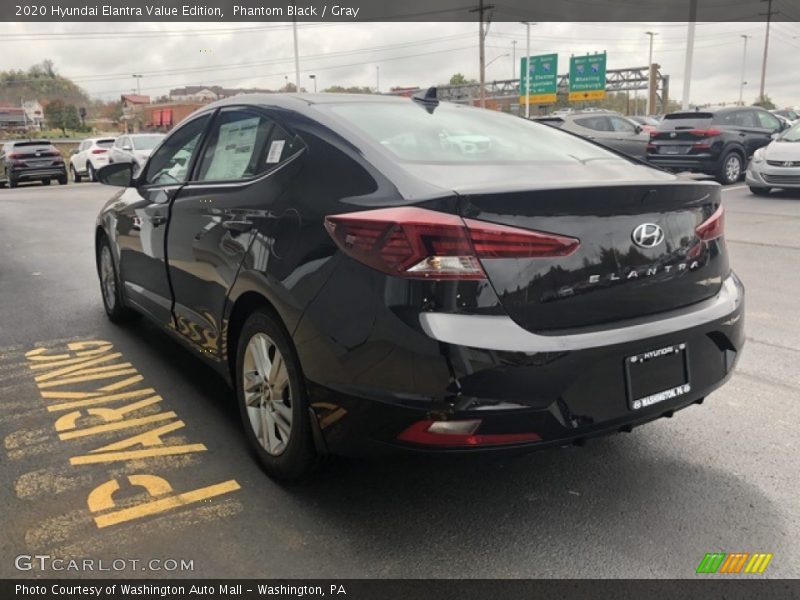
[725,155,741,183]
[99,245,116,310]
[242,332,293,456]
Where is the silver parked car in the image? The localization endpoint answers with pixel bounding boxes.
[534,111,650,160]
[746,120,800,195]
[108,133,165,176]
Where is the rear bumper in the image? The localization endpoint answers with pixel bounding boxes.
[306,274,745,456]
[647,154,720,173]
[11,167,67,181]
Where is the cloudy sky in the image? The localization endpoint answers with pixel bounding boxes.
[1,20,798,106]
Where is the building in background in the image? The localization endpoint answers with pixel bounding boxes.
[22,100,45,129]
[120,94,151,133]
[0,103,27,131]
[144,102,204,131]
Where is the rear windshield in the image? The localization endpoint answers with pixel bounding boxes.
[327,102,623,164]
[132,135,163,150]
[659,113,713,130]
[96,139,115,148]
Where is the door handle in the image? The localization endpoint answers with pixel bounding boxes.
[150,215,167,227]
[222,220,254,233]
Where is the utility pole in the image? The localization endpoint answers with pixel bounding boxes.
[681,0,697,110]
[645,31,658,115]
[511,40,517,80]
[739,34,750,106]
[522,21,533,119]
[759,0,775,104]
[132,74,142,95]
[309,74,317,93]
[292,18,301,93]
[471,0,494,108]
[376,66,380,93]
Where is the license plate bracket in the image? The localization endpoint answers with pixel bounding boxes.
[624,343,691,411]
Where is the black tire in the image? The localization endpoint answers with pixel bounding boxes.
[87,162,96,182]
[9,177,17,188]
[235,309,320,480]
[71,165,82,183]
[716,151,743,185]
[57,176,68,185]
[749,186,771,196]
[42,179,51,186]
[96,235,138,323]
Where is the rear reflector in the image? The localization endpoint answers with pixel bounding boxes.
[397,419,541,447]
[91,149,108,154]
[324,207,579,280]
[696,205,724,241]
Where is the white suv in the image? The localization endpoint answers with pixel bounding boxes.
[69,137,116,182]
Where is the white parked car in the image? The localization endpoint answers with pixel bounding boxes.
[746,121,800,195]
[108,133,165,176]
[69,137,115,182]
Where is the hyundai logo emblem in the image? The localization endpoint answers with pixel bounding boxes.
[632,223,665,248]
[784,161,794,167]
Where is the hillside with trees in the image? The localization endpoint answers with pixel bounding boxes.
[0,60,90,107]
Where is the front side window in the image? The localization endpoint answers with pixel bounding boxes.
[195,110,298,182]
[144,114,210,185]
[610,116,637,133]
[328,102,623,164]
[734,111,758,128]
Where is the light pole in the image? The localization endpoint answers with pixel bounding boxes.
[486,53,509,70]
[511,40,517,80]
[645,31,658,115]
[376,66,380,93]
[309,74,317,93]
[132,74,143,95]
[521,21,534,119]
[739,35,750,106]
[292,18,301,93]
[681,0,698,109]
[759,0,774,104]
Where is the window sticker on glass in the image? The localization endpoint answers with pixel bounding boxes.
[203,116,260,180]
[266,139,286,164]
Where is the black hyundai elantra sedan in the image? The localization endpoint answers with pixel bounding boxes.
[95,93,744,479]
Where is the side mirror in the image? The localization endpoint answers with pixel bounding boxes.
[97,162,133,187]
[770,132,780,140]
[634,125,643,134]
[122,145,133,152]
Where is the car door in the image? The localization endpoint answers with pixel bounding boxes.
[73,141,88,171]
[733,110,765,158]
[114,113,213,327]
[166,106,305,359]
[608,115,648,159]
[572,115,626,152]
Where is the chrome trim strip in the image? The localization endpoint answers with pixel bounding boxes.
[419,275,743,352]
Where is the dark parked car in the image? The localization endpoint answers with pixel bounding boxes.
[94,94,744,479]
[535,111,650,160]
[647,107,786,184]
[0,140,67,188]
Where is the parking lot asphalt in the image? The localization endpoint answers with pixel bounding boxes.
[0,181,798,579]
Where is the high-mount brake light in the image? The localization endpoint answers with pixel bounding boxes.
[324,207,579,280]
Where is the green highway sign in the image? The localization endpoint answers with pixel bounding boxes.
[569,53,607,101]
[519,53,558,104]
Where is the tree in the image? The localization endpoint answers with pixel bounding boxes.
[753,94,776,110]
[449,73,476,85]
[44,99,81,135]
[322,85,373,94]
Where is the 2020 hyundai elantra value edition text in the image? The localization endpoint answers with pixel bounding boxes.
[94,93,744,479]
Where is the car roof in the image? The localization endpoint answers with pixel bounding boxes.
[200,92,416,113]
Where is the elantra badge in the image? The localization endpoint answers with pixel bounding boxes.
[632,223,664,248]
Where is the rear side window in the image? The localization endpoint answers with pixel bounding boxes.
[575,116,611,131]
[195,110,300,182]
[610,116,637,133]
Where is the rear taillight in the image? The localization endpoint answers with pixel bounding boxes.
[92,148,107,154]
[324,207,579,280]
[397,419,541,447]
[8,152,22,159]
[689,128,722,137]
[696,205,724,241]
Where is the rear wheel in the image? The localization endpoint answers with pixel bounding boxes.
[71,165,81,183]
[97,236,138,323]
[57,175,68,185]
[87,163,96,182]
[42,179,51,186]
[717,151,743,185]
[9,177,17,188]
[749,186,771,196]
[235,309,319,480]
